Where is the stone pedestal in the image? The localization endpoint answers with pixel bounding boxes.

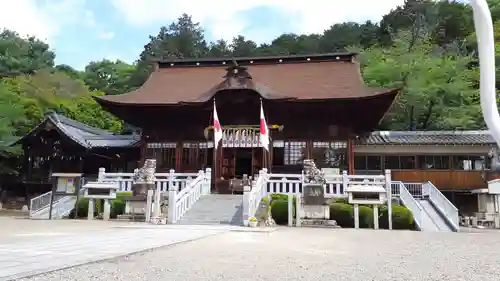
[299,183,339,228]
[118,195,148,221]
[302,205,330,220]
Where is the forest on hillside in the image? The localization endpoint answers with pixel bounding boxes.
[0,0,499,168]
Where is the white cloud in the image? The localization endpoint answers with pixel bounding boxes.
[0,0,98,42]
[98,31,115,39]
[111,0,406,41]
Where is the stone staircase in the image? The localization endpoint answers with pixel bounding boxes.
[176,195,243,225]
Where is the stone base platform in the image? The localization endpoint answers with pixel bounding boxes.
[300,219,340,228]
[116,214,146,222]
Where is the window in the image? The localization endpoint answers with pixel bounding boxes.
[384,156,416,169]
[312,141,347,169]
[367,156,381,170]
[146,142,176,170]
[417,155,450,170]
[284,141,306,165]
[453,155,485,170]
[354,156,367,170]
[182,142,209,171]
[354,156,381,171]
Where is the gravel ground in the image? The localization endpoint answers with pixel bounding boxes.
[17,227,500,281]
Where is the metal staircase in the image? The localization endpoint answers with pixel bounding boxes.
[29,191,78,220]
[396,181,459,232]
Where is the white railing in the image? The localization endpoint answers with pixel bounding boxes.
[266,170,391,197]
[242,169,269,226]
[29,191,53,218]
[167,169,211,224]
[29,192,78,220]
[97,168,197,192]
[391,182,423,199]
[425,181,459,231]
[394,181,422,230]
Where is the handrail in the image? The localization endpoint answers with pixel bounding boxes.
[29,191,53,218]
[425,181,459,231]
[395,181,423,230]
[167,169,211,224]
[243,169,268,226]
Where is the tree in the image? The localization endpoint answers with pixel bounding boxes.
[83,59,135,96]
[0,82,24,174]
[130,13,209,88]
[357,31,481,130]
[3,69,122,134]
[320,22,379,52]
[0,29,55,78]
[230,35,258,57]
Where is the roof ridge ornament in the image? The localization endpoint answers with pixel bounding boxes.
[223,59,252,80]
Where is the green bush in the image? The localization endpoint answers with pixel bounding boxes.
[331,197,348,204]
[110,199,125,219]
[329,203,354,227]
[358,205,374,228]
[69,191,131,219]
[269,193,290,202]
[379,205,414,230]
[270,199,296,225]
[68,197,98,218]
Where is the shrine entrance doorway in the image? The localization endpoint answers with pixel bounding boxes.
[220,148,262,180]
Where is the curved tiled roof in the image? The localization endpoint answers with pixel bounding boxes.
[13,112,140,148]
[95,53,399,105]
[362,131,495,145]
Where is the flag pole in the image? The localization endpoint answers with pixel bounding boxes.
[260,98,267,172]
[212,99,217,192]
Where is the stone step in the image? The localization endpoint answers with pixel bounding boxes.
[176,195,243,225]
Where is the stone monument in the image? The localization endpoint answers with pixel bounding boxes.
[120,159,157,222]
[300,159,338,228]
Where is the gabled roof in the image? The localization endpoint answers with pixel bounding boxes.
[362,130,495,146]
[95,53,399,106]
[13,112,140,149]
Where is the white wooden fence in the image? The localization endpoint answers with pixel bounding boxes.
[266,170,392,197]
[243,169,394,225]
[97,168,206,192]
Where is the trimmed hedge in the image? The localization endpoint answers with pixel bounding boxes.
[358,205,374,228]
[269,194,297,225]
[265,193,415,230]
[69,191,132,219]
[329,203,354,227]
[329,202,413,229]
[379,205,415,230]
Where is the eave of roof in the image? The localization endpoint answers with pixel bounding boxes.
[12,112,140,149]
[153,52,357,68]
[95,54,398,106]
[360,130,495,146]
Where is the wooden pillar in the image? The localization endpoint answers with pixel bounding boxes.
[139,137,147,166]
[305,140,313,159]
[175,141,182,172]
[348,138,355,175]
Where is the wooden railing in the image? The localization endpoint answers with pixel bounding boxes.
[391,170,486,191]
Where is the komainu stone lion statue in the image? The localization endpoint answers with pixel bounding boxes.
[303,159,326,185]
[133,159,156,184]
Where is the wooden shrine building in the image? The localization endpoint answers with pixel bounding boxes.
[95,53,399,185]
[11,112,140,198]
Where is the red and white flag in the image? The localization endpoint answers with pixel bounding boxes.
[213,100,223,149]
[259,100,269,151]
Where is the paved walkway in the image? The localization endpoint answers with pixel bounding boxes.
[18,227,500,281]
[0,219,231,281]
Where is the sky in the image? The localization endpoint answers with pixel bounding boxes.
[0,0,407,70]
